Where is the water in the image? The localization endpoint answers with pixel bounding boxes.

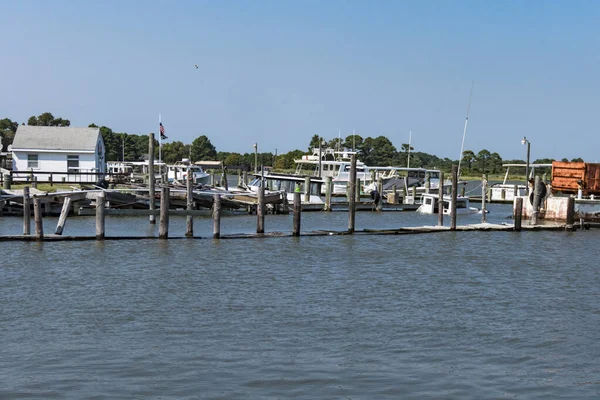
[1,206,600,399]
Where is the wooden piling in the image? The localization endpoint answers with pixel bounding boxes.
[324,176,332,211]
[213,194,221,238]
[243,170,248,186]
[376,177,383,211]
[49,173,53,187]
[514,197,523,231]
[33,197,43,241]
[348,155,357,234]
[222,168,229,191]
[96,192,105,240]
[23,186,31,235]
[3,173,11,189]
[356,179,362,202]
[293,191,301,236]
[148,133,156,224]
[159,186,169,239]
[438,172,444,226]
[304,176,311,204]
[450,165,458,230]
[531,175,541,225]
[425,173,431,193]
[257,185,265,234]
[566,196,575,231]
[55,197,72,235]
[186,168,194,237]
[481,174,487,223]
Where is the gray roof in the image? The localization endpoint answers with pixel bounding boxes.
[12,125,101,152]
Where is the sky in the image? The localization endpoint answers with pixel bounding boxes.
[1,0,599,162]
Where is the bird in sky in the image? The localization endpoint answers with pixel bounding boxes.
[194,64,198,69]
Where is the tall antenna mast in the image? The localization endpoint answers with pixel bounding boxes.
[407,130,412,168]
[457,81,475,179]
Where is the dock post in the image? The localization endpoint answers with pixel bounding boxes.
[531,175,542,225]
[211,172,216,186]
[33,197,43,241]
[356,179,362,203]
[186,169,194,237]
[304,176,311,204]
[412,186,417,201]
[376,177,383,211]
[438,172,444,226]
[481,174,487,223]
[159,186,169,239]
[450,165,458,230]
[293,191,301,236]
[566,196,575,231]
[3,173,11,189]
[514,197,523,231]
[348,155,357,234]
[222,167,228,191]
[49,173,53,187]
[425,173,431,193]
[95,192,105,240]
[148,133,156,224]
[513,184,518,197]
[257,184,265,234]
[392,184,397,204]
[213,194,221,238]
[23,186,31,235]
[324,176,332,211]
[0,198,3,217]
[243,170,248,186]
[55,196,72,235]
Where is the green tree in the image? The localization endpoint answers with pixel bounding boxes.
[489,152,503,174]
[343,134,363,152]
[224,153,244,166]
[461,150,476,173]
[161,141,190,163]
[571,157,584,162]
[0,118,19,152]
[476,149,491,173]
[27,112,70,127]
[190,135,217,161]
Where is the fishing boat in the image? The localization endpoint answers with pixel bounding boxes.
[417,192,482,215]
[488,163,552,203]
[245,171,325,204]
[166,159,210,185]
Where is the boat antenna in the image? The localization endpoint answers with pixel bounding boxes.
[407,130,412,168]
[457,81,474,179]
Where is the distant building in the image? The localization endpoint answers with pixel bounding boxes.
[11,125,106,183]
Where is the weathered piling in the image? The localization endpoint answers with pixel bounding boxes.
[438,172,444,226]
[425,173,431,193]
[243,170,248,186]
[450,165,458,230]
[55,197,72,235]
[148,133,156,224]
[348,155,357,234]
[257,185,265,234]
[293,191,301,236]
[356,179,362,202]
[33,198,43,240]
[3,173,11,189]
[481,174,487,223]
[304,176,311,204]
[23,186,31,235]
[186,169,194,237]
[222,168,229,191]
[531,175,542,225]
[159,186,169,239]
[514,197,523,231]
[376,177,383,212]
[213,194,221,238]
[96,192,105,240]
[324,176,332,211]
[566,196,575,231]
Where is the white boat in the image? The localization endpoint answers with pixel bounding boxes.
[166,159,210,185]
[417,192,482,215]
[106,160,164,183]
[489,163,552,203]
[246,172,324,204]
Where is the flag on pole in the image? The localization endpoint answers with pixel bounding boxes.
[159,122,168,140]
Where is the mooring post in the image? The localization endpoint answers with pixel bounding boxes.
[293,191,301,236]
[159,186,169,239]
[391,184,397,204]
[481,174,487,223]
[257,184,265,234]
[211,172,216,187]
[356,179,362,203]
[531,175,541,225]
[412,186,417,201]
[566,196,575,231]
[450,165,458,230]
[33,197,43,241]
[324,176,332,211]
[222,167,228,191]
[55,196,72,235]
[514,197,523,231]
[303,176,310,204]
[438,171,444,226]
[186,168,194,237]
[3,173,11,189]
[243,170,248,186]
[376,177,384,212]
[49,173,53,187]
[96,192,105,240]
[148,133,156,224]
[348,154,357,234]
[213,194,221,238]
[23,186,31,235]
[425,173,431,193]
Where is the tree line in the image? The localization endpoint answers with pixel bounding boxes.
[0,112,586,175]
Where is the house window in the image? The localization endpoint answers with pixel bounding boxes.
[67,155,79,170]
[27,154,39,169]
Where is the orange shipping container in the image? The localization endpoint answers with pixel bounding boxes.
[551,161,600,195]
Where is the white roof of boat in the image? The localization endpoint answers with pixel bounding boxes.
[502,163,552,167]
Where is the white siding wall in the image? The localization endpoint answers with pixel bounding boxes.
[12,151,100,183]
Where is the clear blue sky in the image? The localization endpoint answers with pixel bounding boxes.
[2,0,599,161]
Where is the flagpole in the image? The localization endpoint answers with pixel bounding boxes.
[159,114,162,165]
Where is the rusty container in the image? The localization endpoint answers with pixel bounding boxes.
[551,161,600,195]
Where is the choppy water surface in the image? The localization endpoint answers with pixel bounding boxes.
[1,207,600,399]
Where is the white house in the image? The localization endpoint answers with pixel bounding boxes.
[11,125,106,183]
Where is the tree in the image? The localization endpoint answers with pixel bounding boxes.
[489,152,503,174]
[224,153,244,166]
[461,150,476,173]
[161,141,190,163]
[476,149,491,173]
[190,135,217,161]
[0,118,19,152]
[571,157,584,162]
[27,112,70,127]
[343,134,363,152]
